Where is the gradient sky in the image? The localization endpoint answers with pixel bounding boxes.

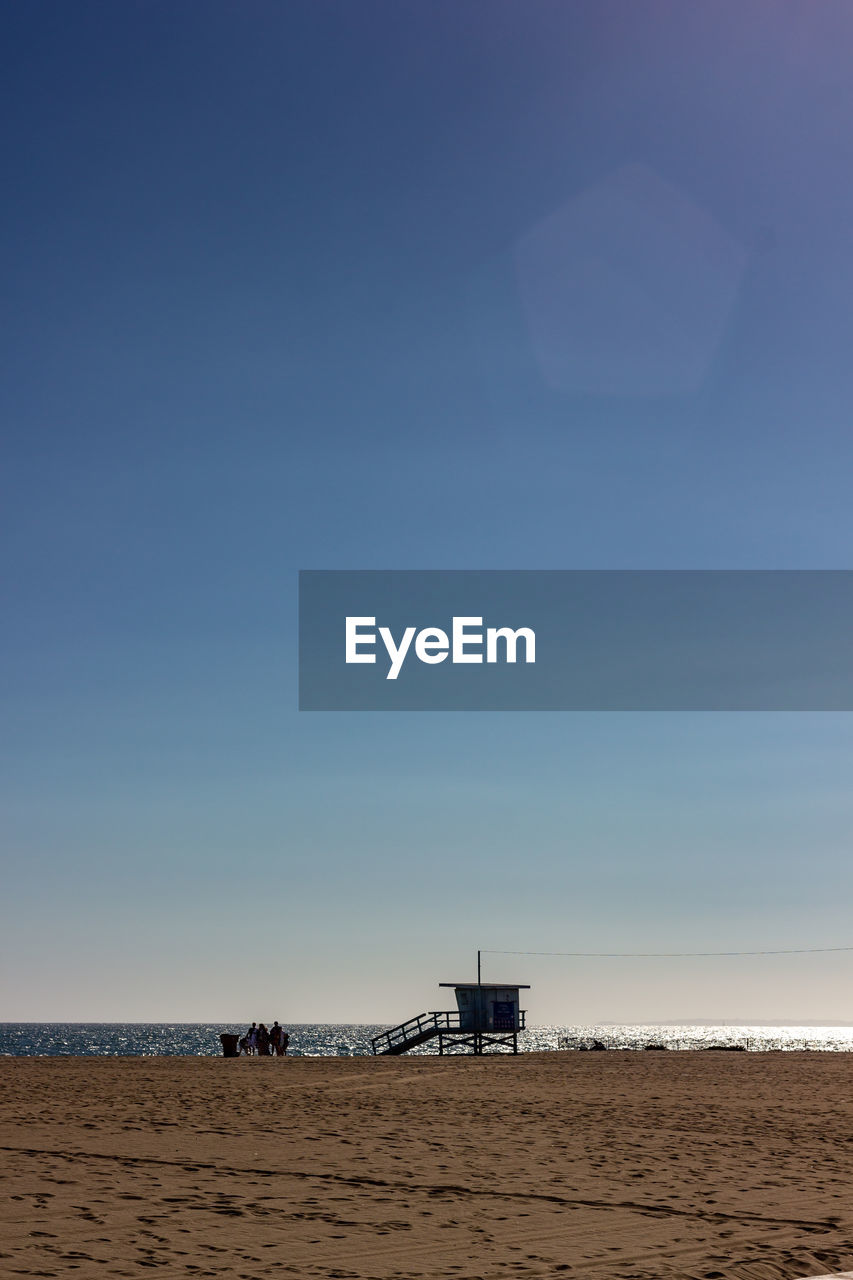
[4,1,853,1025]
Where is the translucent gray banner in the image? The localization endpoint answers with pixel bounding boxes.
[298,570,853,711]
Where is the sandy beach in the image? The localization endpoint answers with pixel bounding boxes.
[2,1051,852,1279]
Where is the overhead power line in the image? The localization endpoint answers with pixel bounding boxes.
[482,945,853,958]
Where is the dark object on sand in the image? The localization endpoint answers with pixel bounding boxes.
[702,1044,746,1051]
[220,1033,240,1058]
[644,1044,667,1050]
[590,1039,607,1050]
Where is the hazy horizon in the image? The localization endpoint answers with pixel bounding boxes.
[6,1018,853,1029]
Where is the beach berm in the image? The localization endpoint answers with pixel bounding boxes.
[1,1051,852,1278]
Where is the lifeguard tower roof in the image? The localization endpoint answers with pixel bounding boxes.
[439,982,530,989]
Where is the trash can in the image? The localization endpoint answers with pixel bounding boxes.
[220,1033,240,1058]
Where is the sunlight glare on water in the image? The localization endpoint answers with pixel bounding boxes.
[2,1023,853,1057]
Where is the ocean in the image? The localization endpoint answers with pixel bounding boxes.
[2,1023,853,1057]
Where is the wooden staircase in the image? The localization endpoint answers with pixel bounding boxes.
[371,1011,459,1055]
[372,1009,526,1056]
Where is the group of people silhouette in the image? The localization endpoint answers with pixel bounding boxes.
[239,1021,289,1056]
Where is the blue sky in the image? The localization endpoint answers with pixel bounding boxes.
[4,2,853,1024]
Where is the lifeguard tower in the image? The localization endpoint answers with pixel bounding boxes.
[371,957,529,1056]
